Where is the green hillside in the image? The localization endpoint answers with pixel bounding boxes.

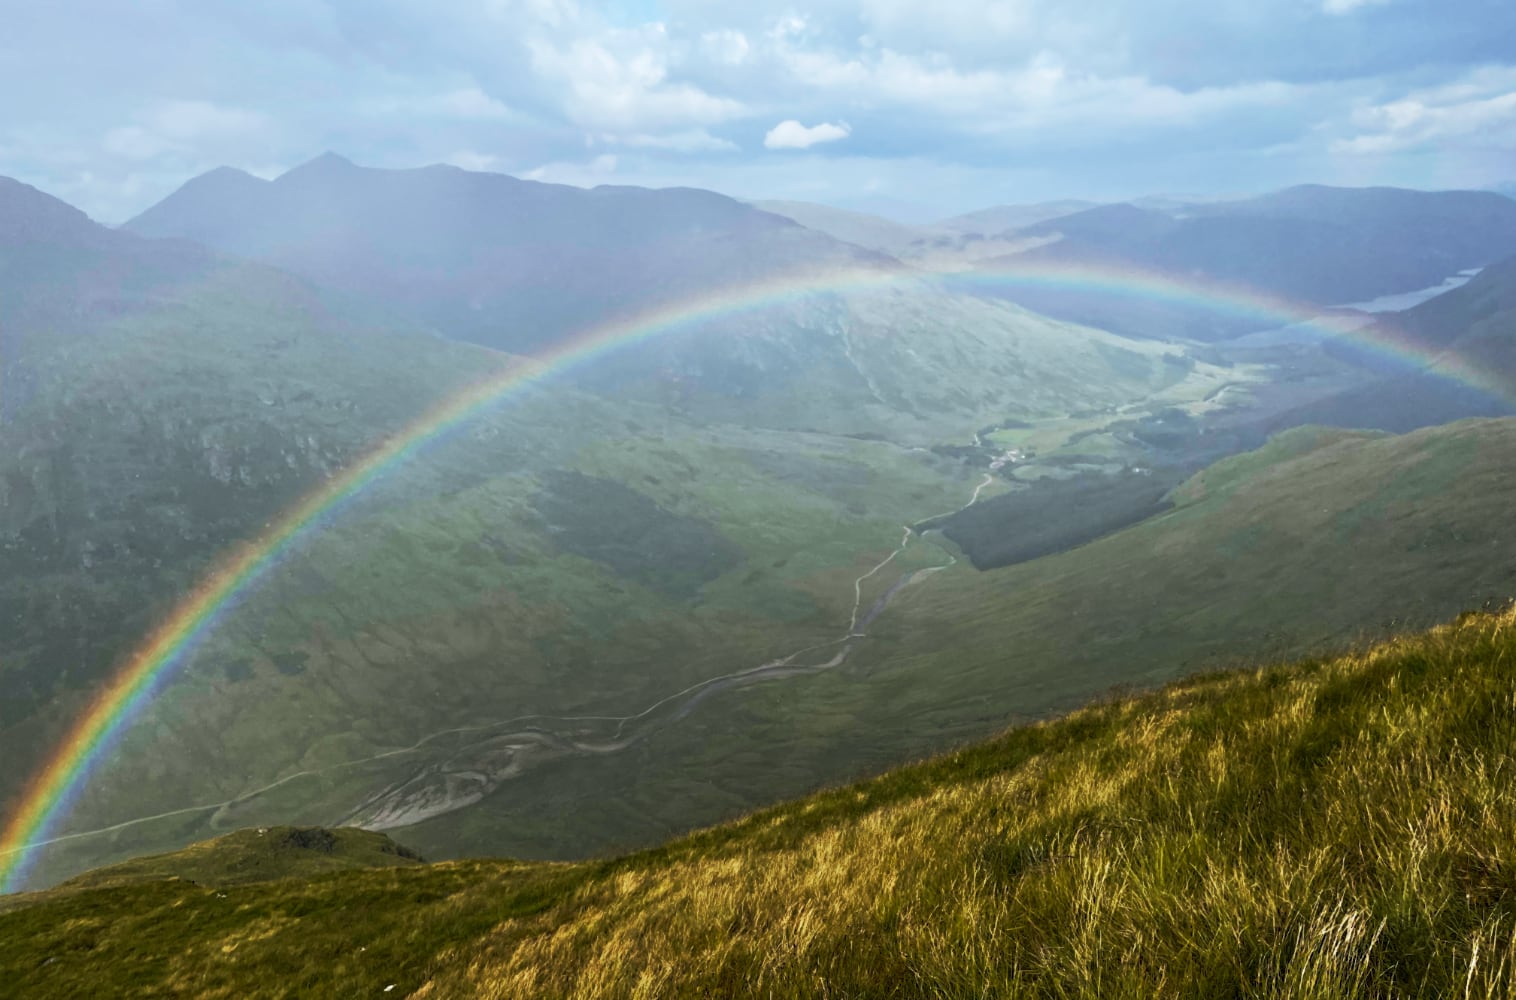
[5,605,1515,998]
[378,417,1516,871]
[0,175,1224,888]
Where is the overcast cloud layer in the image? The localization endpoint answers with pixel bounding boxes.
[3,0,1514,222]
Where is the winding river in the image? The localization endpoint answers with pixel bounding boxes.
[19,456,996,855]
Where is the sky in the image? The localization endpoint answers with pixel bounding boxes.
[2,0,1514,223]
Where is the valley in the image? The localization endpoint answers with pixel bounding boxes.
[10,4,1516,994]
[4,162,1516,902]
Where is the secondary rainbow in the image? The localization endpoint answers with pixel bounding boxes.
[0,259,1500,891]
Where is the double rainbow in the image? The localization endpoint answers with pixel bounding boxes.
[0,259,1499,891]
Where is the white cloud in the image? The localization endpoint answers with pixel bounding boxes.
[527,26,745,133]
[360,87,513,120]
[102,126,170,161]
[1333,67,1516,154]
[145,100,269,140]
[1321,0,1391,14]
[614,129,739,152]
[102,100,270,161]
[768,14,809,41]
[443,149,501,171]
[427,87,513,120]
[700,29,751,66]
[764,119,851,149]
[519,151,620,186]
[853,0,1036,47]
[768,42,1304,137]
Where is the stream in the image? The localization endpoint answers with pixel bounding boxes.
[17,456,997,855]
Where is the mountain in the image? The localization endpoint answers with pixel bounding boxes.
[748,199,931,257]
[0,176,222,416]
[935,199,1101,234]
[125,155,892,355]
[4,603,1513,997]
[1265,253,1516,432]
[9,171,1516,908]
[751,198,1073,272]
[0,174,1225,889]
[1399,252,1516,377]
[122,157,1189,436]
[975,185,1516,340]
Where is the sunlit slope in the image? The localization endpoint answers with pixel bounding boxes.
[382,419,1516,870]
[5,607,1516,998]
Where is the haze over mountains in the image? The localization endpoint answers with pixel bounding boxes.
[4,157,1516,898]
[124,154,891,355]
[123,155,1199,437]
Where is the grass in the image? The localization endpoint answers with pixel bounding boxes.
[31,827,423,899]
[5,605,1516,997]
[379,416,1516,873]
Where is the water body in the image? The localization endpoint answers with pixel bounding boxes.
[1227,268,1484,351]
[1338,268,1483,314]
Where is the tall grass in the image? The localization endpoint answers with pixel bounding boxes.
[5,607,1516,998]
[420,608,1516,998]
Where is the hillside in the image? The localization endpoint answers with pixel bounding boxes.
[123,155,892,356]
[1405,253,1516,390]
[121,157,1198,435]
[32,827,423,899]
[974,186,1516,340]
[751,198,1065,270]
[0,175,1228,889]
[4,604,1515,997]
[935,199,1101,234]
[1265,253,1516,432]
[748,199,934,257]
[10,171,1516,911]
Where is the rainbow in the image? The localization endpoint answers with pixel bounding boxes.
[0,258,1502,891]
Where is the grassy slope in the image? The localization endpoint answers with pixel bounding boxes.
[381,418,1516,871]
[38,827,422,898]
[5,225,1224,889]
[5,605,1516,997]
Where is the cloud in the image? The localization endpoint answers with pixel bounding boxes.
[443,149,501,171]
[1321,0,1391,14]
[527,25,746,133]
[1333,66,1516,154]
[700,29,751,66]
[520,151,621,186]
[3,0,1515,221]
[764,120,851,149]
[369,87,513,120]
[102,100,271,162]
[614,129,740,152]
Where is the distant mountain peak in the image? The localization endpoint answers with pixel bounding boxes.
[201,165,260,181]
[277,152,360,183]
[0,174,106,243]
[173,164,268,195]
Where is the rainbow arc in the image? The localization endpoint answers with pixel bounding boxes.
[0,260,1497,892]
